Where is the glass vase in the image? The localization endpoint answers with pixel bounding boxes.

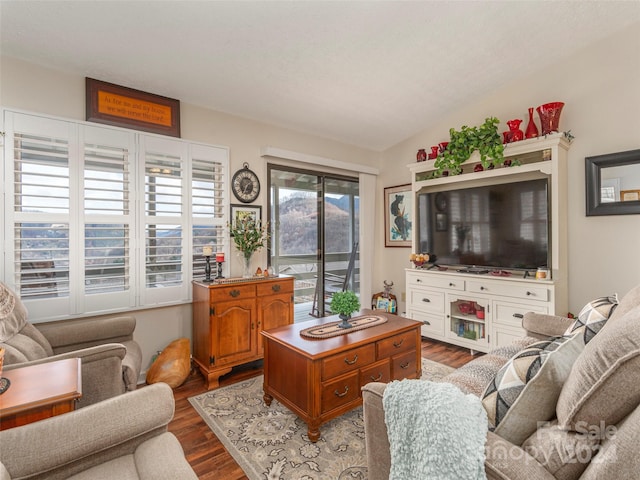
[243,254,253,278]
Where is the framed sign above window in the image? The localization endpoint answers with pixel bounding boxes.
[86,77,181,137]
[384,184,412,247]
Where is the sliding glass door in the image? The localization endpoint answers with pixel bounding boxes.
[268,166,359,320]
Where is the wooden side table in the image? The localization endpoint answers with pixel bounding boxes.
[0,357,82,430]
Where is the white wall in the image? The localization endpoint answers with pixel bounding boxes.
[0,55,380,377]
[377,23,640,314]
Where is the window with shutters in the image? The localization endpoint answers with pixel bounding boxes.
[2,110,229,321]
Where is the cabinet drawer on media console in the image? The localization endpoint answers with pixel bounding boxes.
[411,312,445,337]
[466,281,549,302]
[407,288,445,313]
[406,272,465,291]
[494,302,549,329]
[321,344,375,381]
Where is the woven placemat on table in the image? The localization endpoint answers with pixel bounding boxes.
[300,314,388,339]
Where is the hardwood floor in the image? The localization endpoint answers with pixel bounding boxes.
[168,338,477,479]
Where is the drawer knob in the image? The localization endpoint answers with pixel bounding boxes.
[344,354,358,365]
[416,278,422,283]
[513,313,524,319]
[423,320,431,326]
[400,362,410,369]
[480,286,487,291]
[230,289,240,297]
[334,386,349,398]
[422,298,431,303]
[526,291,534,296]
[272,284,281,292]
[393,339,405,348]
[449,282,455,287]
[370,372,383,382]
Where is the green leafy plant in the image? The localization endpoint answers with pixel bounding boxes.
[330,290,361,317]
[434,117,504,176]
[228,216,269,260]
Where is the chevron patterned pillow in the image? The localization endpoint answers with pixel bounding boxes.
[565,294,619,344]
[481,333,584,446]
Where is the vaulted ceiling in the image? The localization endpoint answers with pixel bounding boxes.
[2,1,639,150]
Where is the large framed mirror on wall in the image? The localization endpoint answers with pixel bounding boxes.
[585,149,640,216]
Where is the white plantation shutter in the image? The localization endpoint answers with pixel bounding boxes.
[3,110,229,320]
[191,143,228,279]
[4,112,75,318]
[80,126,137,312]
[139,135,189,305]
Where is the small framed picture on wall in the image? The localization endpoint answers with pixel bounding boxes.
[384,184,412,247]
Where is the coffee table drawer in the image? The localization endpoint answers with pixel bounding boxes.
[391,351,418,380]
[377,331,417,359]
[360,359,391,388]
[321,372,360,414]
[322,344,375,381]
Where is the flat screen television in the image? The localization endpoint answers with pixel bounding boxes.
[417,178,550,271]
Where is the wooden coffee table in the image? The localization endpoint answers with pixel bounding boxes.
[261,310,421,442]
[0,358,82,430]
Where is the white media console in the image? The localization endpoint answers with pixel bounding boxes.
[406,133,571,353]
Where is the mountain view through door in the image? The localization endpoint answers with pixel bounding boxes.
[268,166,359,321]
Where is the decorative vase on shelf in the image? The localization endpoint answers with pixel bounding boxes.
[417,149,427,162]
[428,146,440,160]
[536,102,564,135]
[525,107,539,139]
[507,119,524,142]
[243,254,253,278]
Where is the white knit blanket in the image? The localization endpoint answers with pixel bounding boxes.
[383,379,488,480]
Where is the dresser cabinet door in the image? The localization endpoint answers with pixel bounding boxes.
[256,286,294,355]
[211,298,257,366]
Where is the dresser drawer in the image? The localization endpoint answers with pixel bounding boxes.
[256,279,293,296]
[406,272,465,291]
[360,359,391,388]
[466,281,549,302]
[407,288,445,314]
[391,351,418,380]
[377,331,417,359]
[322,344,375,381]
[210,284,255,302]
[321,371,360,414]
[493,301,549,329]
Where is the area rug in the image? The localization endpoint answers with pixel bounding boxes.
[188,358,455,480]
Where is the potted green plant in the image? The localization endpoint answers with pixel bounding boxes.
[330,290,361,329]
[434,117,504,176]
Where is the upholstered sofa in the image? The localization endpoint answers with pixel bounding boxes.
[0,382,197,480]
[363,283,640,480]
[0,282,142,407]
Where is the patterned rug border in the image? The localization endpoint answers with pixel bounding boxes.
[188,358,455,480]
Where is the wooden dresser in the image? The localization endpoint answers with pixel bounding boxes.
[192,276,294,389]
[261,311,422,442]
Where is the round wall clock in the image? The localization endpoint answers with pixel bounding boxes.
[231,162,260,203]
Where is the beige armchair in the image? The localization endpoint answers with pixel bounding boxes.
[0,282,142,407]
[0,383,197,480]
